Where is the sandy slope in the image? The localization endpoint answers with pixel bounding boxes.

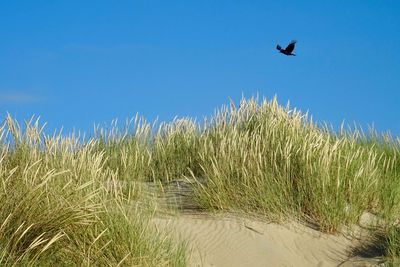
[134,179,383,266]
[153,214,383,267]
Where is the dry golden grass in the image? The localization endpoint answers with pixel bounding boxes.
[0,115,186,266]
[1,96,400,265]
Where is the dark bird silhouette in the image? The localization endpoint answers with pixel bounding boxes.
[276,40,297,56]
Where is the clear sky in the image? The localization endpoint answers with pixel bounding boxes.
[1,1,399,135]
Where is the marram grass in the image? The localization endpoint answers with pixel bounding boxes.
[0,115,186,266]
[1,96,400,265]
[194,98,399,232]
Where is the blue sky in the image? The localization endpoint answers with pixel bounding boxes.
[1,1,399,135]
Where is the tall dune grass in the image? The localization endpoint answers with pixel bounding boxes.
[194,97,400,233]
[0,115,186,266]
[89,97,399,232]
[2,96,400,264]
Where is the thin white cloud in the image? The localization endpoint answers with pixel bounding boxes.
[0,92,43,104]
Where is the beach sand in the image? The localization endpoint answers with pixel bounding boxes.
[154,214,383,267]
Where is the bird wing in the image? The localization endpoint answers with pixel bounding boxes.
[285,40,297,53]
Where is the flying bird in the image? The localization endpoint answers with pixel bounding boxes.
[276,40,297,56]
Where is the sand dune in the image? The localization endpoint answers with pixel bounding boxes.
[154,214,383,267]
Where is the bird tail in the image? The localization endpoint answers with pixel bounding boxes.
[276,45,282,51]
